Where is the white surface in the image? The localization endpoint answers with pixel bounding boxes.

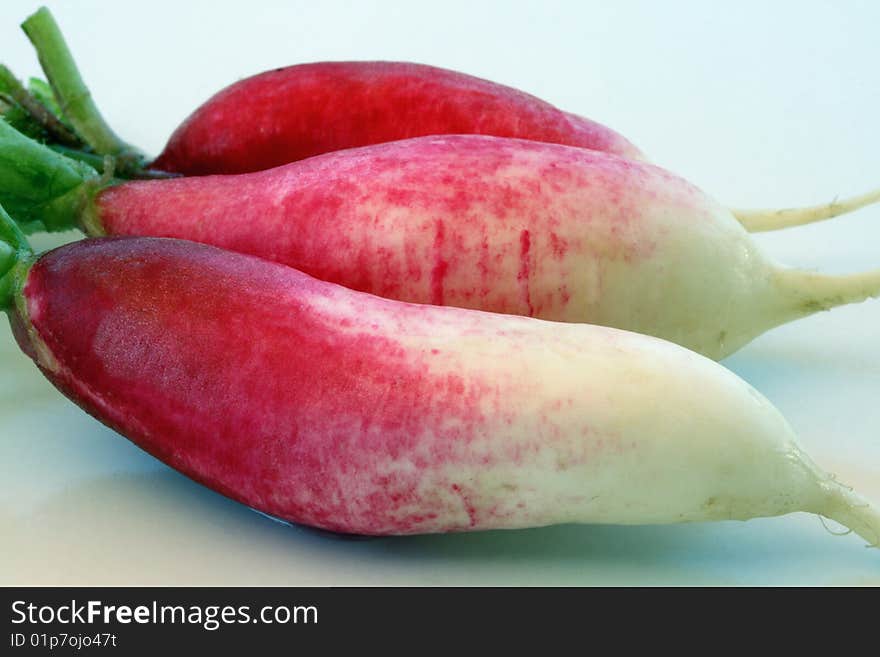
[1,0,878,585]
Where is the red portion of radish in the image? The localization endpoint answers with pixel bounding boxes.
[102,136,685,322]
[151,62,643,175]
[19,238,550,534]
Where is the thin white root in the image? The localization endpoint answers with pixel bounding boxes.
[734,188,880,232]
[775,267,880,315]
[822,485,880,548]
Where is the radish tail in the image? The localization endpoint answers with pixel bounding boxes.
[773,269,880,325]
[821,483,880,548]
[773,267,880,318]
[734,188,880,232]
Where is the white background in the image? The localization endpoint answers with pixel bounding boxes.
[0,0,878,585]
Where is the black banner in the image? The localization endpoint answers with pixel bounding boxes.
[0,586,855,652]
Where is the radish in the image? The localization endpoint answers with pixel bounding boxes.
[0,210,877,543]
[146,59,645,174]
[12,7,879,231]
[1,123,877,360]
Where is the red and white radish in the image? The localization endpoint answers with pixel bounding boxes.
[1,218,877,542]
[3,126,877,360]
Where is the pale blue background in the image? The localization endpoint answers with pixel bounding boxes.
[0,0,878,585]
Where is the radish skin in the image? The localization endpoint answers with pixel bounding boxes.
[0,228,877,543]
[71,135,880,360]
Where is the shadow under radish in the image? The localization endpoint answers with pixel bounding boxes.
[5,468,878,587]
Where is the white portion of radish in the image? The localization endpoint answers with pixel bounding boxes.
[299,282,879,542]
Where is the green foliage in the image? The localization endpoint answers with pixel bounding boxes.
[27,77,62,117]
[0,118,97,232]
